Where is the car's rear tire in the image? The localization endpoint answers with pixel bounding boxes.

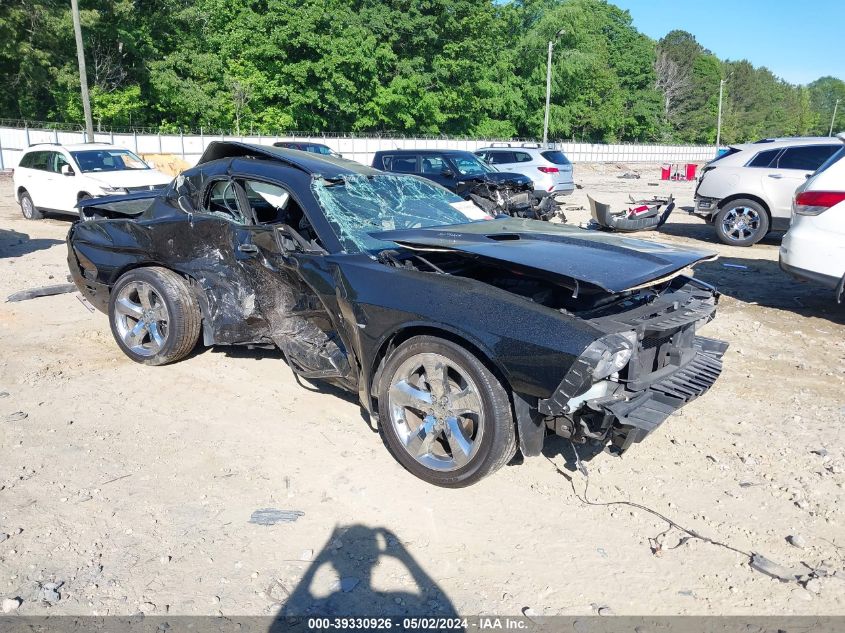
[19,191,43,220]
[377,335,516,487]
[108,267,201,366]
[715,199,769,246]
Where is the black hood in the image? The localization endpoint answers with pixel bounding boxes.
[373,218,717,293]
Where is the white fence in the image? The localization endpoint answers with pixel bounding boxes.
[0,125,716,170]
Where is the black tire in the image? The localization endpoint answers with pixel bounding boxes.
[19,191,43,220]
[715,199,770,246]
[377,335,516,487]
[108,267,201,366]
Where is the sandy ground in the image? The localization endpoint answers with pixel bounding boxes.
[0,164,844,618]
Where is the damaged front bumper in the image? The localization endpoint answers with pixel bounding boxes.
[540,336,727,452]
[538,279,728,452]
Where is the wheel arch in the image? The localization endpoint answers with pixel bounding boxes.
[111,263,214,346]
[717,193,772,223]
[366,323,540,458]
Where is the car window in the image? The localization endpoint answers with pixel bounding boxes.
[238,179,306,226]
[203,179,246,223]
[452,154,492,176]
[420,155,446,174]
[25,151,51,171]
[776,145,840,171]
[18,152,34,168]
[70,149,150,172]
[746,148,780,168]
[50,152,72,174]
[540,150,571,165]
[307,144,332,155]
[382,155,417,173]
[488,151,517,164]
[514,152,533,163]
[814,145,845,175]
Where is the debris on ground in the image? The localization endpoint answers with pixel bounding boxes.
[804,578,822,594]
[335,577,359,593]
[38,581,63,604]
[750,554,800,582]
[787,534,807,548]
[6,284,77,303]
[3,411,27,422]
[1,597,22,613]
[248,508,305,525]
[617,172,640,179]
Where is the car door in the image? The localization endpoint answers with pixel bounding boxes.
[50,151,80,212]
[418,154,457,191]
[24,151,55,209]
[228,176,355,381]
[761,145,840,219]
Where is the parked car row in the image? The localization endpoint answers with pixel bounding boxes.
[14,141,574,222]
[14,134,843,304]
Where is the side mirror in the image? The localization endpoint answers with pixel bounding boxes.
[61,164,74,177]
[441,169,455,178]
[177,195,196,215]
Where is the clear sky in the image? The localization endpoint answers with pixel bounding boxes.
[612,0,845,85]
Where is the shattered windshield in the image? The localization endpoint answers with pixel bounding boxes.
[312,174,486,253]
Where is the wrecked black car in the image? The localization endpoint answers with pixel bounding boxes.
[371,149,556,219]
[68,142,727,487]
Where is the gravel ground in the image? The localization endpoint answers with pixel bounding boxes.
[0,164,843,617]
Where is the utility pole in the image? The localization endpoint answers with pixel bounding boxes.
[829,99,840,137]
[71,0,94,142]
[715,78,726,151]
[542,28,565,147]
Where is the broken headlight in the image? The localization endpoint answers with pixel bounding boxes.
[585,331,637,380]
[100,186,128,196]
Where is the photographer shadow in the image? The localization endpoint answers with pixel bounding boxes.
[270,524,459,631]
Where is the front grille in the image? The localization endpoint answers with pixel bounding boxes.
[504,191,531,208]
[126,184,166,193]
[642,333,672,350]
[650,340,724,403]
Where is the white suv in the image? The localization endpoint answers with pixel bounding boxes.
[13,143,172,220]
[693,137,841,246]
[779,135,845,300]
[475,144,575,198]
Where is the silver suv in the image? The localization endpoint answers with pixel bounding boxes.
[475,144,574,198]
[693,137,841,246]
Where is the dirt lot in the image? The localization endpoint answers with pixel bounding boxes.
[1,164,844,617]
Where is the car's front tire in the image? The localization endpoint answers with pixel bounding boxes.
[715,199,769,246]
[19,191,43,220]
[377,335,516,487]
[108,267,201,366]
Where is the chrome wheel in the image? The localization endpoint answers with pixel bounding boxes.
[721,206,761,242]
[387,352,484,472]
[21,196,34,219]
[113,281,169,357]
